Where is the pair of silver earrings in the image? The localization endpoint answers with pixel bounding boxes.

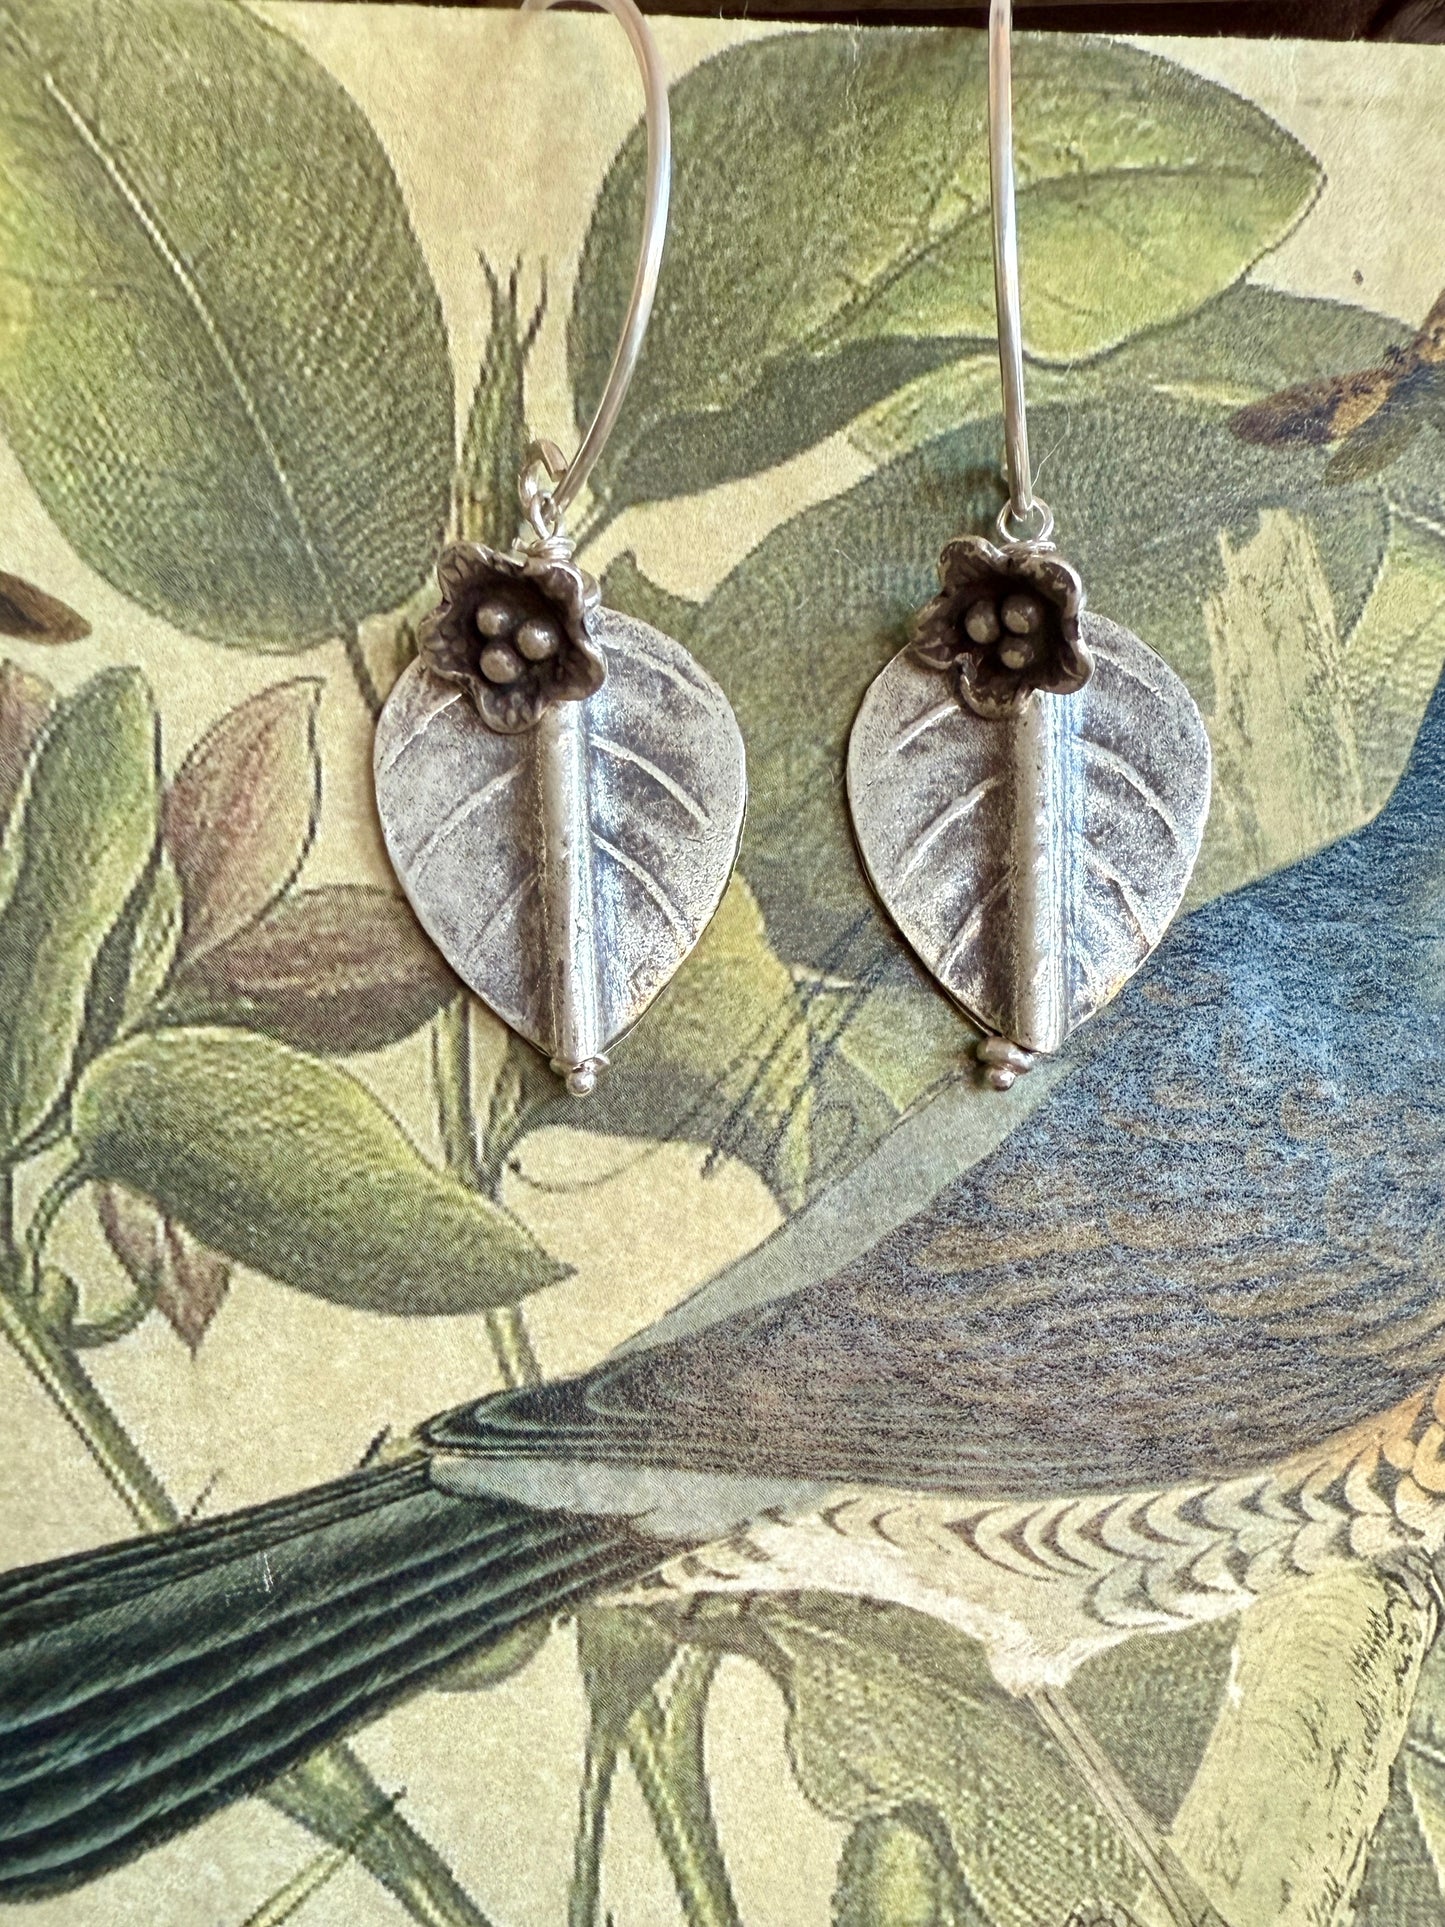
[375,0,1212,1101]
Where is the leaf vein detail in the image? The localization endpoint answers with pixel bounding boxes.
[1080,740,1183,842]
[590,734,710,827]
[891,697,958,756]
[896,775,1000,887]
[592,833,692,944]
[412,765,518,874]
[938,872,1008,982]
[378,688,464,776]
[40,71,343,633]
[1083,845,1160,948]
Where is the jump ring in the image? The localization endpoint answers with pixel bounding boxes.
[996,496,1055,548]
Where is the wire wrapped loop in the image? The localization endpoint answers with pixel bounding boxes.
[516,439,574,560]
[996,496,1055,550]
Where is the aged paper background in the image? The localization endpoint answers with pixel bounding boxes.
[2,10,1444,1923]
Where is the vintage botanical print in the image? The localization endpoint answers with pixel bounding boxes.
[1,7,1445,1926]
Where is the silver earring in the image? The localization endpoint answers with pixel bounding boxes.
[374,0,745,1098]
[847,0,1211,1092]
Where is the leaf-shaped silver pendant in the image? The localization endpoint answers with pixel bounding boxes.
[375,607,745,1093]
[848,611,1210,1082]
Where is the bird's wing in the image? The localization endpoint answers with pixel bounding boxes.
[0,1458,665,1899]
[432,826,1445,1503]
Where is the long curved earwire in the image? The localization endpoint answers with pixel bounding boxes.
[988,0,1053,548]
[518,0,671,523]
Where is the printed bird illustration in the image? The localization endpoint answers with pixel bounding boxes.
[3,658,1445,1925]
[1231,285,1445,480]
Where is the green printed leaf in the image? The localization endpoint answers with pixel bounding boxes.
[1163,1566,1430,1927]
[801,978,971,1201]
[122,850,185,1027]
[1355,1632,1445,1921]
[0,668,158,1156]
[577,1608,680,1735]
[433,1619,551,1695]
[1091,283,1403,413]
[570,30,1317,515]
[0,658,56,832]
[598,553,702,650]
[72,1028,566,1313]
[853,285,1403,470]
[163,679,322,962]
[160,883,459,1056]
[1193,508,1365,903]
[1190,508,1445,904]
[1345,514,1445,799]
[0,0,451,645]
[824,984,965,1119]
[644,1594,1237,1927]
[73,841,179,1075]
[1354,1755,1445,1924]
[833,1808,986,1927]
[658,1595,1138,1927]
[571,1617,740,1927]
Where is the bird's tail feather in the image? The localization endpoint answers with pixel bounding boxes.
[0,1454,661,1900]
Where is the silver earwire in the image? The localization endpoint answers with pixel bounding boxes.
[519,0,671,521]
[987,0,1053,548]
[376,0,743,1104]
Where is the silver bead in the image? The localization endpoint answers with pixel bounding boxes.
[1000,592,1044,637]
[475,599,512,639]
[977,1036,1035,1092]
[479,641,523,684]
[963,598,1001,646]
[516,616,561,662]
[552,1054,607,1097]
[998,635,1041,671]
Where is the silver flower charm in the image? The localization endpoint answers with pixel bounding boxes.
[419,542,606,734]
[912,535,1092,719]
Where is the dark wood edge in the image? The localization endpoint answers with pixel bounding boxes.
[332,0,1445,36]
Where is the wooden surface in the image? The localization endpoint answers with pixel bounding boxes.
[445,0,1445,33]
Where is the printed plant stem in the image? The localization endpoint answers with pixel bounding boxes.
[23,1158,161,1353]
[0,1222,493,1927]
[0,1270,175,1528]
[432,994,542,1389]
[434,995,483,1185]
[485,1303,542,1389]
[567,1729,620,1927]
[626,1653,742,1927]
[270,1754,500,1927]
[344,624,384,721]
[22,1155,88,1296]
[240,1795,401,1927]
[68,1270,162,1348]
[240,1840,357,1927]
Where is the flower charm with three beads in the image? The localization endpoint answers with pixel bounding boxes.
[912,535,1092,721]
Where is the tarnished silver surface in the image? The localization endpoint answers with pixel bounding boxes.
[847,612,1211,1064]
[375,608,745,1090]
